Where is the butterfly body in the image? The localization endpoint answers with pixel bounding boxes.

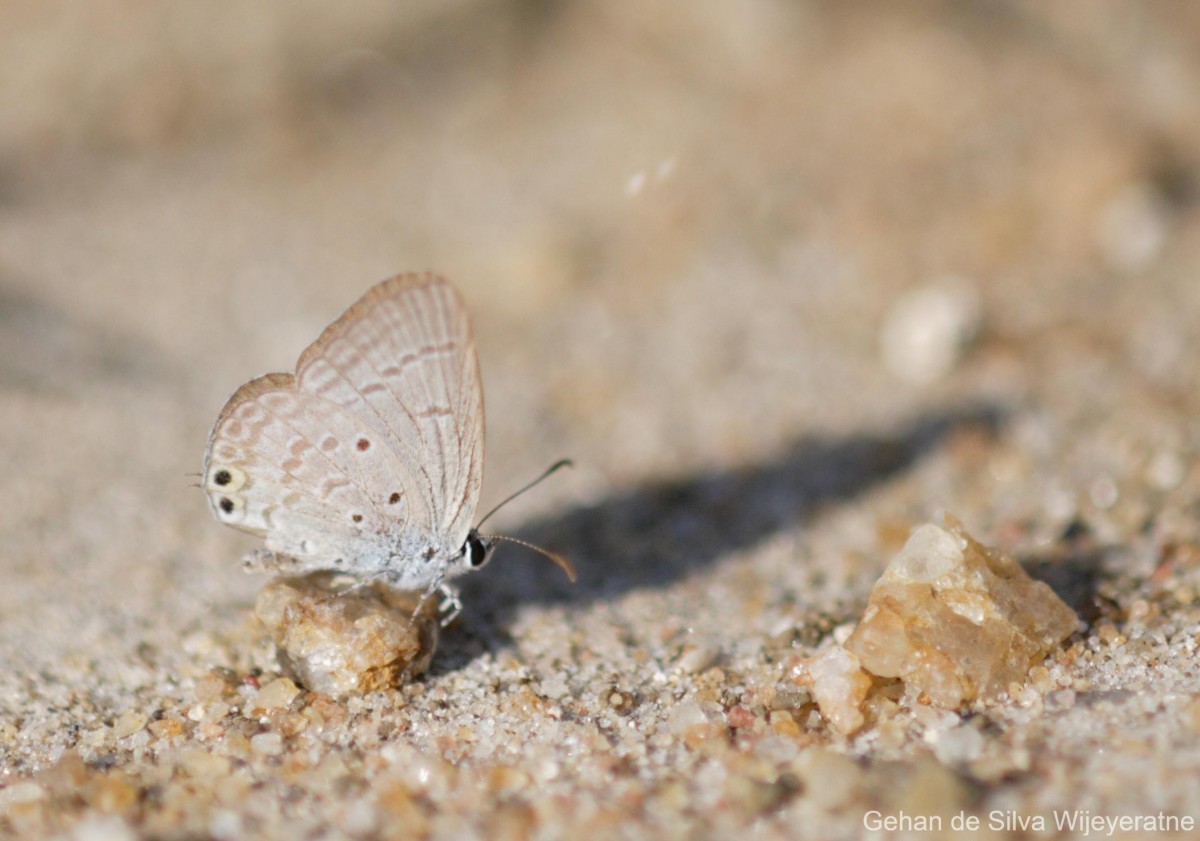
[202,274,491,593]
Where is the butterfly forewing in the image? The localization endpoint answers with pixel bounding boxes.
[202,273,485,584]
[295,274,483,544]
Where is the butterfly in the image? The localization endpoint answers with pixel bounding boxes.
[201,273,573,619]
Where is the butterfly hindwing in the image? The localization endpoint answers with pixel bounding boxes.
[204,373,408,573]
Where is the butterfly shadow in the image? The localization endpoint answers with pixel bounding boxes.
[444,402,1007,663]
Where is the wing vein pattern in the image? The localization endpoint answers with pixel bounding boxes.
[202,273,485,582]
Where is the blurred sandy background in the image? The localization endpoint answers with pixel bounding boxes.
[4,2,1200,838]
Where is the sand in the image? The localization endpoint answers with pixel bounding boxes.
[3,3,1200,838]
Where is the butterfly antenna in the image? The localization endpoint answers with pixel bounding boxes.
[475,459,573,530]
[484,534,578,582]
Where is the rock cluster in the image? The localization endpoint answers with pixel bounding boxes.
[255,573,440,697]
[803,516,1079,733]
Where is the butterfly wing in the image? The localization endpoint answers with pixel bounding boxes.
[202,273,485,584]
[203,372,425,574]
[295,274,485,551]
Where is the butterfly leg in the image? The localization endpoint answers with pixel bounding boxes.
[436,584,463,627]
[408,578,462,627]
[242,549,304,574]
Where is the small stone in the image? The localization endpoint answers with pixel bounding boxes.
[148,718,186,740]
[66,815,138,841]
[798,646,873,735]
[195,672,234,702]
[930,723,985,765]
[1146,450,1185,490]
[1128,599,1152,622]
[791,749,865,811]
[768,683,812,713]
[0,782,46,806]
[219,730,252,759]
[726,705,756,729]
[486,765,532,797]
[667,701,709,734]
[890,756,973,825]
[375,781,430,835]
[536,674,570,701]
[81,774,139,812]
[844,515,1079,708]
[768,710,802,738]
[249,732,283,756]
[209,810,244,841]
[111,711,148,740]
[1095,180,1168,271]
[251,678,301,713]
[1181,699,1200,733]
[490,801,539,841]
[180,749,232,778]
[1045,689,1076,712]
[676,643,720,674]
[255,572,439,697]
[202,702,231,723]
[606,690,631,711]
[682,722,725,751]
[1027,665,1053,691]
[42,752,89,790]
[1097,623,1125,646]
[879,280,981,384]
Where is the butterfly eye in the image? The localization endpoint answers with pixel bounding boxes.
[465,532,494,569]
